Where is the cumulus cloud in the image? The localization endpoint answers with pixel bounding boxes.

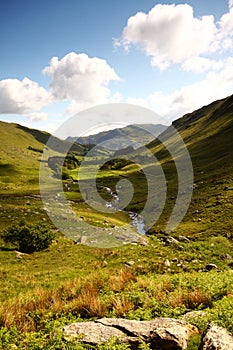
[43,52,120,112]
[117,4,217,70]
[0,78,52,114]
[229,0,233,9]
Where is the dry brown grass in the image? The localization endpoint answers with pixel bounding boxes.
[108,268,136,292]
[0,268,215,333]
[169,288,212,309]
[111,296,135,317]
[0,270,136,332]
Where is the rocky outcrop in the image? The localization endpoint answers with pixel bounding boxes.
[63,317,199,349]
[201,323,233,350]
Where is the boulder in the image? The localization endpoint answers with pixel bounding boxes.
[63,321,127,344]
[63,317,199,349]
[200,323,233,350]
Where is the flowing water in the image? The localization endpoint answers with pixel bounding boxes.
[103,187,146,235]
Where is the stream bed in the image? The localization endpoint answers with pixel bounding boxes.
[103,187,146,235]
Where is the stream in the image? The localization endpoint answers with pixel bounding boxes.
[103,187,146,235]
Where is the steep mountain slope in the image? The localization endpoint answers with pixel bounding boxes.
[149,94,233,172]
[67,123,167,149]
[125,94,233,236]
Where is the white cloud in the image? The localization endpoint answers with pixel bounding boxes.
[229,0,233,9]
[110,92,123,103]
[126,97,149,109]
[0,78,52,114]
[43,52,120,112]
[182,57,223,73]
[126,61,233,123]
[117,4,217,70]
[218,8,233,51]
[26,112,48,122]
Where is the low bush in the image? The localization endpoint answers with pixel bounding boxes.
[1,221,55,253]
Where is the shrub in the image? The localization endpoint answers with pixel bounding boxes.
[1,221,55,253]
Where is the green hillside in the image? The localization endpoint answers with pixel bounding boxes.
[0,121,87,194]
[0,122,47,193]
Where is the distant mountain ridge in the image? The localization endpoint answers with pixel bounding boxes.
[67,123,167,150]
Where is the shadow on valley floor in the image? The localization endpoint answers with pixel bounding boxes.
[0,163,19,176]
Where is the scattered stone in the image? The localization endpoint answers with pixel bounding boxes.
[205,263,218,271]
[125,260,135,268]
[192,259,198,264]
[164,259,171,267]
[80,236,87,244]
[220,253,232,261]
[140,240,149,246]
[63,317,199,349]
[178,236,190,243]
[200,323,233,350]
[172,258,178,262]
[161,236,179,246]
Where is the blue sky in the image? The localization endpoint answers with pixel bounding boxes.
[1,0,233,134]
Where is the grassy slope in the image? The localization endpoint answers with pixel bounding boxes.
[0,96,233,349]
[0,122,46,193]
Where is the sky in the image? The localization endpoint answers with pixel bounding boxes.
[1,0,233,135]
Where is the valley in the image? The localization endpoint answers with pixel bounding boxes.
[0,95,233,349]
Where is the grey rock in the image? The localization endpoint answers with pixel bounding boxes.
[172,258,178,262]
[182,310,207,322]
[200,323,233,350]
[125,260,135,267]
[63,317,199,349]
[164,259,171,267]
[178,236,190,243]
[80,236,87,244]
[63,321,126,344]
[161,236,180,246]
[205,263,218,271]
